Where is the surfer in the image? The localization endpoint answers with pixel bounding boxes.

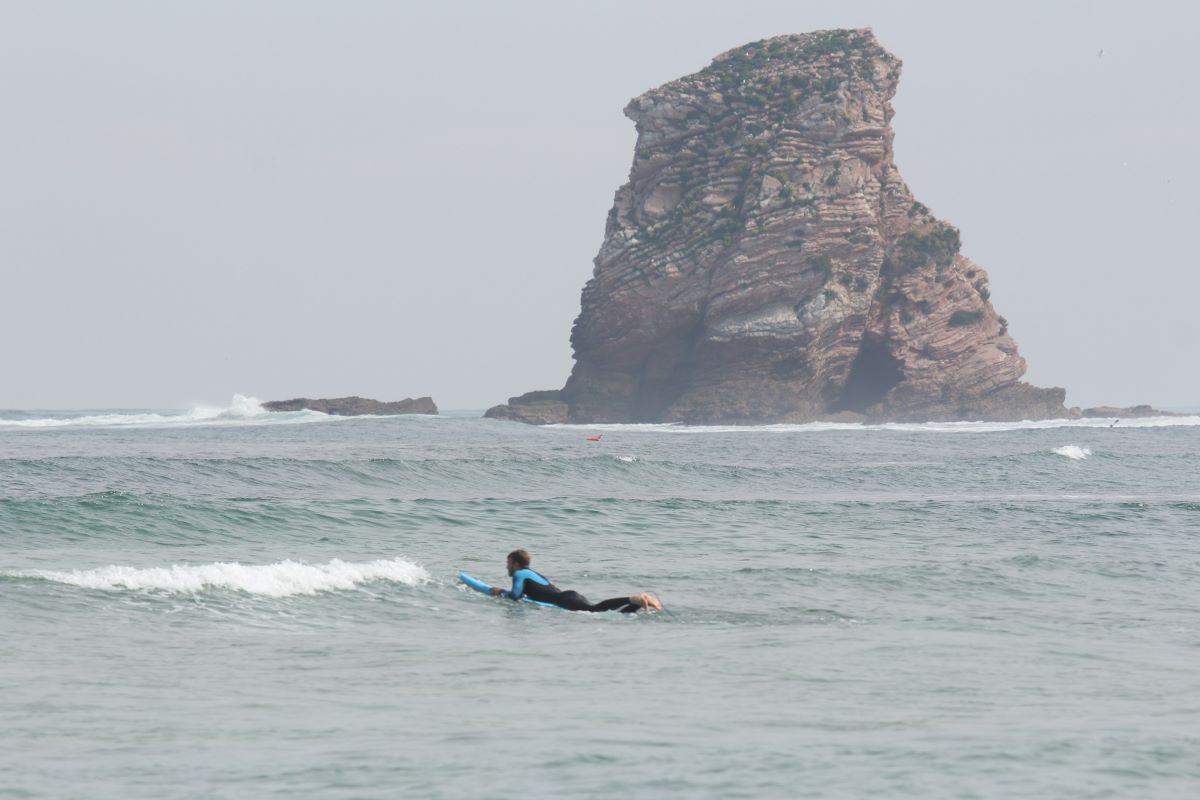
[489,549,662,612]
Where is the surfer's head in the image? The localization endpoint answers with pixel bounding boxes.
[506,548,531,575]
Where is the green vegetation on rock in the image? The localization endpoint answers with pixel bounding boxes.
[809,253,833,279]
[895,223,961,273]
[949,309,985,327]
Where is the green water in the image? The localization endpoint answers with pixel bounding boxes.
[2,408,1198,798]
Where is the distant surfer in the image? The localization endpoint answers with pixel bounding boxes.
[489,549,662,612]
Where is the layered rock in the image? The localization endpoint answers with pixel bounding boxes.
[487,29,1067,424]
[264,396,437,416]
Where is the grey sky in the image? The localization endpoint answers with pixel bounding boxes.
[2,1,1195,410]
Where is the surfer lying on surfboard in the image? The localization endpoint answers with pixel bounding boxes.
[488,549,663,612]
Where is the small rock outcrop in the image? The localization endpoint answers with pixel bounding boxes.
[264,396,437,416]
[484,391,569,425]
[1074,405,1178,419]
[487,29,1069,425]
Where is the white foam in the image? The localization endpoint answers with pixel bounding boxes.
[11,557,429,597]
[0,395,329,430]
[1053,445,1092,460]
[548,415,1200,435]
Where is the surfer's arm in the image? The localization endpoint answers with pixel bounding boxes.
[504,571,529,600]
[485,573,526,599]
[486,573,526,599]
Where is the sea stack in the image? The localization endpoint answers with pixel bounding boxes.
[488,29,1067,424]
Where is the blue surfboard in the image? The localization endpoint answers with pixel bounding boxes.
[457,572,560,608]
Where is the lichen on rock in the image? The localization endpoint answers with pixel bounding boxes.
[487,28,1067,425]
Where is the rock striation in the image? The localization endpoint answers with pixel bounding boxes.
[487,29,1069,425]
[264,396,437,416]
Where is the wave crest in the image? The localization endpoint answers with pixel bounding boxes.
[8,557,429,597]
[548,416,1200,434]
[1053,445,1092,460]
[0,395,328,429]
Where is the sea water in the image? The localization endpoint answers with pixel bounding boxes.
[2,399,1198,798]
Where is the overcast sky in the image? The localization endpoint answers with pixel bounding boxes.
[2,0,1196,410]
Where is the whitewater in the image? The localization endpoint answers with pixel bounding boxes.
[2,401,1198,798]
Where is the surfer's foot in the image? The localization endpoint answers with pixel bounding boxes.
[633,592,662,611]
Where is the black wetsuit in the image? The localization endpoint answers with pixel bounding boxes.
[506,569,641,613]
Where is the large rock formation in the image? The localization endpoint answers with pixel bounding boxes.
[488,29,1067,424]
[263,396,437,416]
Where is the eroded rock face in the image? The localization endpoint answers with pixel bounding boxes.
[490,29,1067,424]
[264,396,437,416]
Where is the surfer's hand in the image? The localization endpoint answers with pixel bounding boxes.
[489,587,504,596]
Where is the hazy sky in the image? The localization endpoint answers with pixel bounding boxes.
[2,1,1196,410]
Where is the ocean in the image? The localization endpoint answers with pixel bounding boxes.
[2,398,1198,799]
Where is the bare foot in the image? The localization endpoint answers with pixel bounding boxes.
[634,592,663,611]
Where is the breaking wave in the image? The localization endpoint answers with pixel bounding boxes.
[548,415,1200,435]
[1053,445,1092,460]
[0,395,328,429]
[7,557,429,597]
